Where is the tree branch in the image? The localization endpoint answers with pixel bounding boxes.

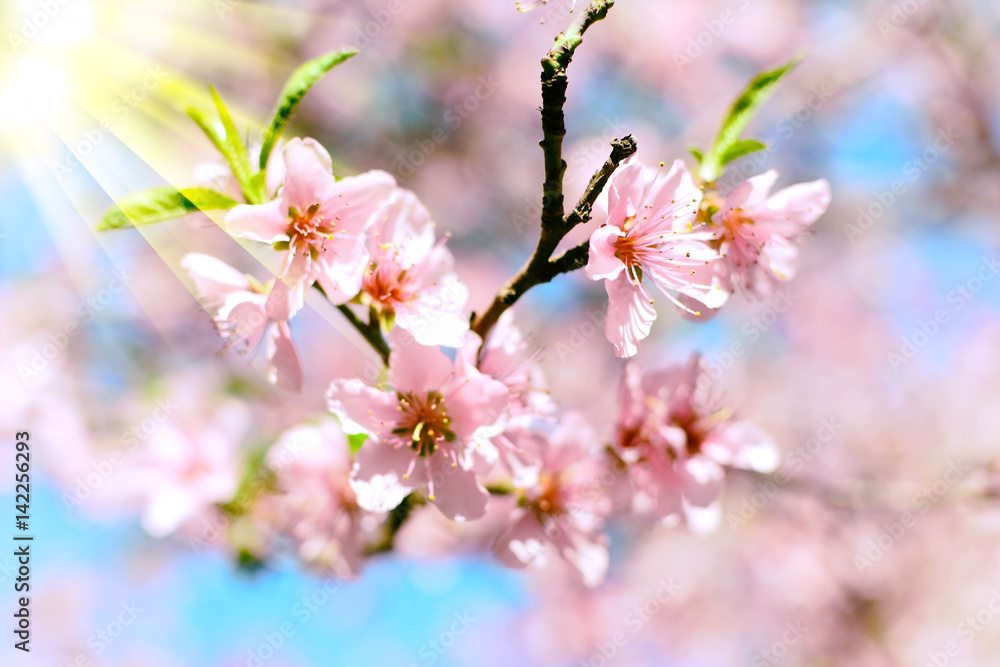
[470,1,623,343]
[472,134,634,340]
[336,304,390,364]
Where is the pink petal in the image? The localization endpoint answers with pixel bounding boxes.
[266,321,303,392]
[704,421,779,473]
[327,379,398,437]
[281,138,336,212]
[225,300,268,349]
[314,234,370,305]
[494,510,550,570]
[264,276,297,322]
[763,178,832,229]
[225,199,289,243]
[445,361,509,441]
[604,275,657,358]
[549,521,609,588]
[643,159,702,233]
[319,170,398,235]
[181,253,251,303]
[386,330,455,394]
[349,440,418,513]
[605,158,644,228]
[679,454,725,507]
[585,225,626,281]
[426,457,489,521]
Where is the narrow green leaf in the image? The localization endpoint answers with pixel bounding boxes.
[719,139,767,166]
[97,187,238,231]
[259,49,358,170]
[348,432,367,455]
[209,85,257,203]
[700,54,802,182]
[688,146,704,164]
[186,106,228,156]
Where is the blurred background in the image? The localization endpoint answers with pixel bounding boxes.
[3,0,1000,664]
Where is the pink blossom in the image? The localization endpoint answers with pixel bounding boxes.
[261,418,372,578]
[494,413,611,587]
[712,171,831,295]
[327,330,509,521]
[125,402,247,538]
[182,253,303,392]
[225,137,396,318]
[614,355,778,524]
[586,158,728,357]
[465,311,553,486]
[362,189,469,347]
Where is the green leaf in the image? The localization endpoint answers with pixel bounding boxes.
[699,55,802,183]
[209,85,257,203]
[719,138,767,166]
[688,146,704,164]
[97,187,238,231]
[259,49,358,170]
[348,432,367,455]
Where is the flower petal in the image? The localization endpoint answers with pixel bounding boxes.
[585,225,626,281]
[604,275,657,358]
[349,440,418,513]
[225,199,289,243]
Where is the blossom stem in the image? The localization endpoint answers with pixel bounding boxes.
[471,0,627,343]
[364,492,425,555]
[472,134,635,341]
[311,282,391,363]
[336,304,391,364]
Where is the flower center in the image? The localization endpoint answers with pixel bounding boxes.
[393,391,456,457]
[521,472,565,516]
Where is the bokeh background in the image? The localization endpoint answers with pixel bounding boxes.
[3,0,1000,664]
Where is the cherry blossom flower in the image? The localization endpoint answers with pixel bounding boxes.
[362,189,469,347]
[494,413,612,587]
[585,158,729,357]
[260,418,373,578]
[225,137,396,319]
[465,311,553,486]
[712,171,832,296]
[182,253,303,392]
[327,330,509,521]
[614,355,778,526]
[125,402,247,538]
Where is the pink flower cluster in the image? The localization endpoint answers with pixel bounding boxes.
[586,157,831,357]
[168,133,828,587]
